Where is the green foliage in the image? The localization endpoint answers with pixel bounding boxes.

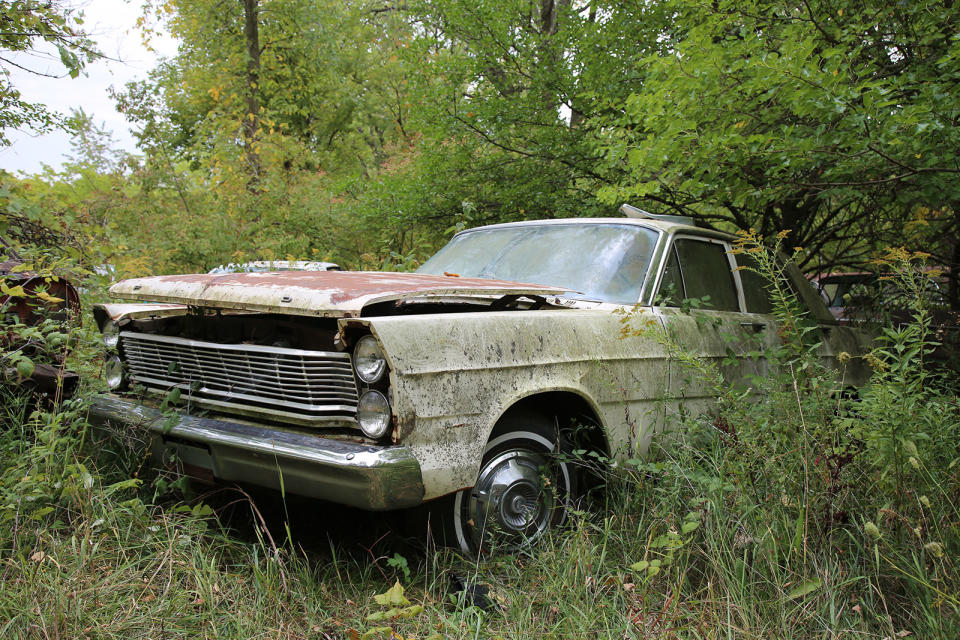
[399,0,619,223]
[592,0,960,272]
[0,0,101,144]
[1,3,958,634]
[616,235,960,637]
[119,0,413,175]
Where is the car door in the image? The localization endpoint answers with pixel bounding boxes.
[652,235,778,418]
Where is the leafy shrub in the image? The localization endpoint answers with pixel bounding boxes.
[614,233,960,637]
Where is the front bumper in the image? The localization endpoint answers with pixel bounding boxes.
[87,395,424,511]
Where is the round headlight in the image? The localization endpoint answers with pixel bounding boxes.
[105,355,125,390]
[102,321,119,349]
[353,335,387,383]
[357,390,391,439]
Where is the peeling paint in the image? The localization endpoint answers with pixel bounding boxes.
[109,271,567,318]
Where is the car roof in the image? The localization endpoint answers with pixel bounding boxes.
[452,217,736,243]
[207,260,340,274]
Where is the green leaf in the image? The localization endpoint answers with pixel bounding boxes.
[161,414,179,435]
[399,604,423,618]
[787,578,822,600]
[372,581,409,607]
[16,357,35,379]
[30,506,54,519]
[192,503,214,517]
[365,609,393,621]
[165,388,182,405]
[681,520,700,534]
[1,282,27,297]
[57,45,80,77]
[105,478,142,494]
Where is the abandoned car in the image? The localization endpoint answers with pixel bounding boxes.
[87,207,873,551]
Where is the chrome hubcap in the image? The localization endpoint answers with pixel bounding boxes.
[467,448,557,547]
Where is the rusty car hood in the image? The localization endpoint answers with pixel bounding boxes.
[108,270,568,317]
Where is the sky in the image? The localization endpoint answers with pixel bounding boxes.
[0,0,179,174]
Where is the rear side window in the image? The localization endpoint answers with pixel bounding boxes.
[668,239,740,312]
[736,254,774,314]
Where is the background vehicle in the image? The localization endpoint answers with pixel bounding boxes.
[1,259,80,398]
[207,260,341,274]
[810,271,959,372]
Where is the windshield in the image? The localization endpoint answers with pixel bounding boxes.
[417,223,660,304]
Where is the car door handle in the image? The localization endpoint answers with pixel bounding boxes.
[739,321,766,332]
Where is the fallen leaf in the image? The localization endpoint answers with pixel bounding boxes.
[373,581,410,607]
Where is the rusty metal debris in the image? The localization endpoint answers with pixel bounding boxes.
[1,259,81,399]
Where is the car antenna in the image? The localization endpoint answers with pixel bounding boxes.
[620,203,696,226]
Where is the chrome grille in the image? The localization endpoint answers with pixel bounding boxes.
[119,332,358,425]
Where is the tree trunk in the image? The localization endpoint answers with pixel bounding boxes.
[243,0,262,188]
[569,1,595,129]
[537,0,570,113]
[949,210,959,311]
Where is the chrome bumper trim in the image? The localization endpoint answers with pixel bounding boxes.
[87,395,424,511]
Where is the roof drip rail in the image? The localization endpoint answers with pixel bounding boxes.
[620,203,695,226]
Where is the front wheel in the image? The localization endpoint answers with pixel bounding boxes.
[453,416,575,554]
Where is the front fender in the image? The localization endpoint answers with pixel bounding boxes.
[364,309,670,499]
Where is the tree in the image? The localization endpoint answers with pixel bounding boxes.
[0,0,100,144]
[591,0,959,278]
[241,0,262,183]
[63,108,127,174]
[119,0,414,180]
[400,0,618,224]
[403,0,958,302]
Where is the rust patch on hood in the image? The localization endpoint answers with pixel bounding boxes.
[109,271,567,317]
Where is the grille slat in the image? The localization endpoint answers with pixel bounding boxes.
[123,351,356,391]
[123,343,354,374]
[119,332,360,423]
